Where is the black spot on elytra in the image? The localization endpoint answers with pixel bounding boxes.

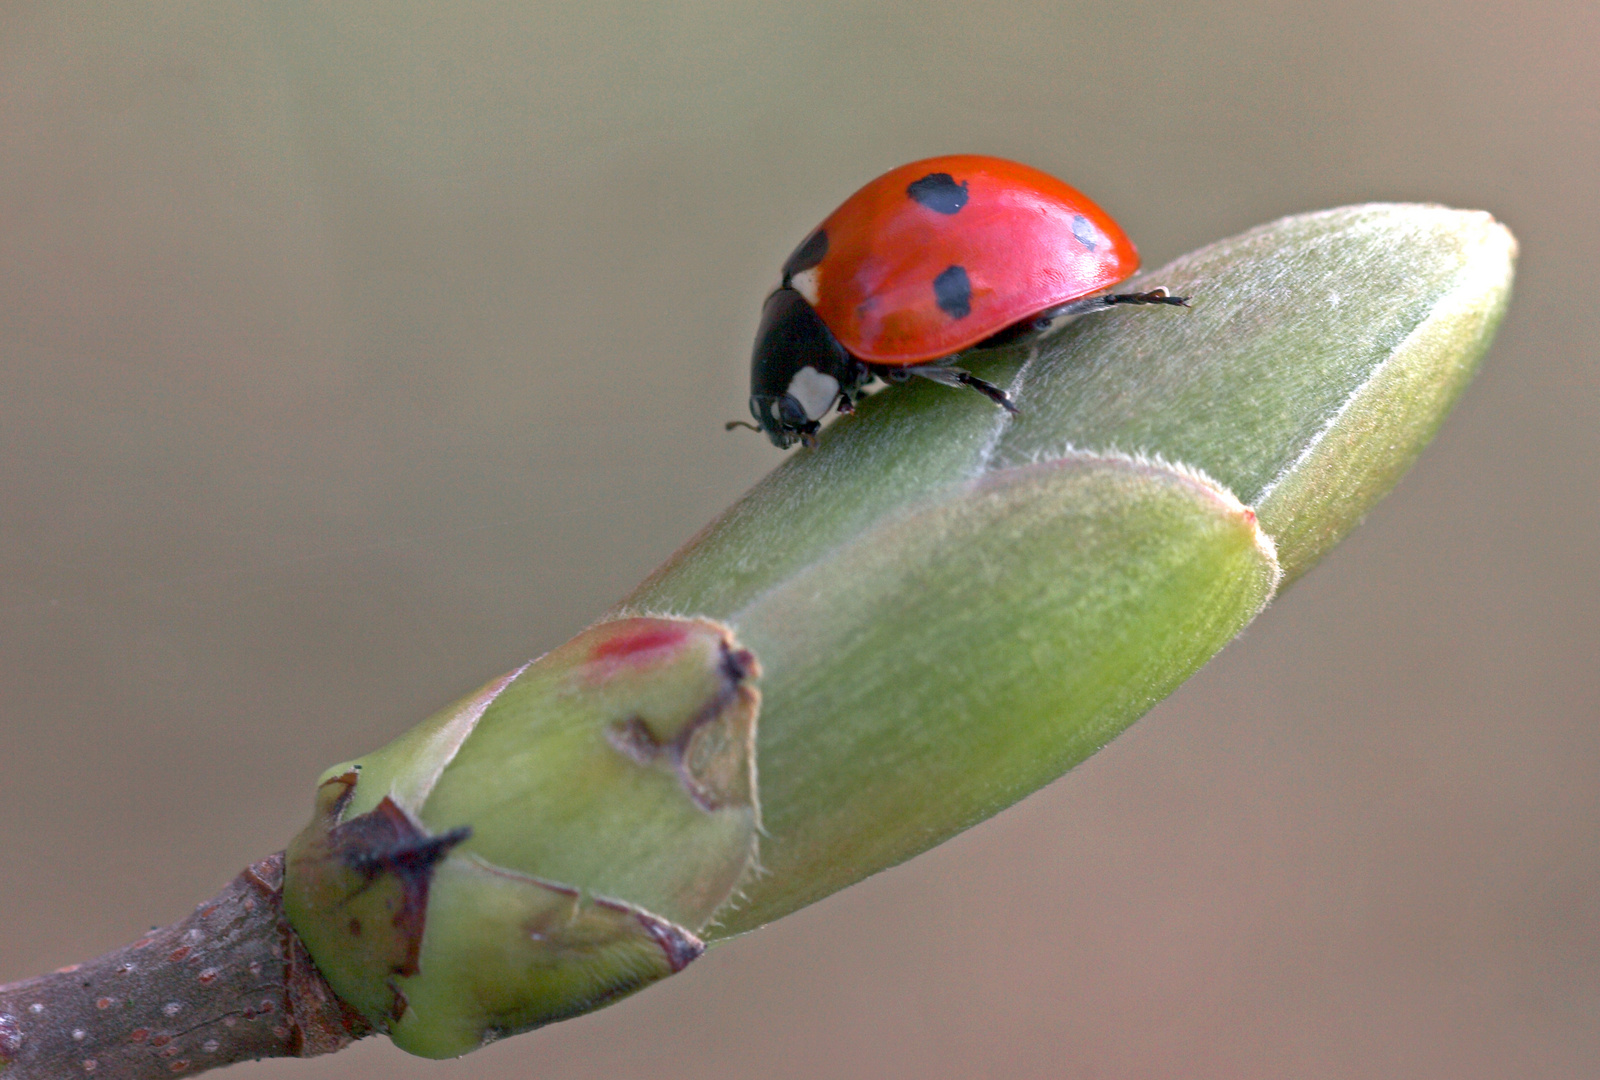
[933,265,972,319]
[782,229,828,281]
[907,173,969,215]
[1071,214,1099,251]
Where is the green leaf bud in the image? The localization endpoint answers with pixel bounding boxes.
[284,617,761,1057]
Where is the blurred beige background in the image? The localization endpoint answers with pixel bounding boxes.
[1,2,1595,1077]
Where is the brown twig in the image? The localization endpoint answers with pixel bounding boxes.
[0,854,370,1079]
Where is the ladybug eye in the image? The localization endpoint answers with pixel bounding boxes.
[777,395,808,427]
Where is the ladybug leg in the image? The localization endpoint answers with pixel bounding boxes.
[898,363,1019,415]
[833,359,877,415]
[1039,287,1190,322]
[951,369,1020,414]
[1099,287,1190,308]
[976,287,1189,347]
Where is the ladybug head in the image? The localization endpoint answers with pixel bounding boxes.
[745,287,862,449]
[747,392,817,449]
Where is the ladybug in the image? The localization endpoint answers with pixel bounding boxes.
[730,154,1186,448]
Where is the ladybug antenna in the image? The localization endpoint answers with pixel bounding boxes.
[724,419,762,434]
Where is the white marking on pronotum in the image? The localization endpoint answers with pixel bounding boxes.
[787,366,840,420]
[790,267,820,306]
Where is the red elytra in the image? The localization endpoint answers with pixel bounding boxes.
[803,154,1141,364]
